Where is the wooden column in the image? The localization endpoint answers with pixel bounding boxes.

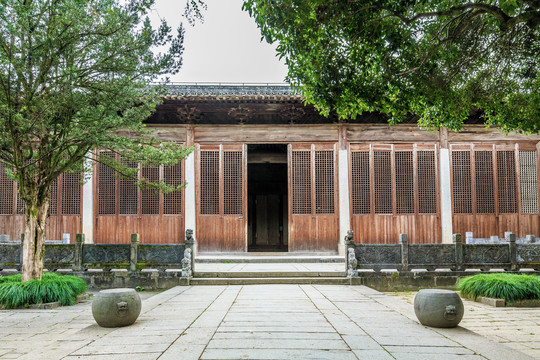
[82,154,94,243]
[184,126,197,252]
[338,126,350,255]
[439,128,453,243]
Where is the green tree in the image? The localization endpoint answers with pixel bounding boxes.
[0,0,191,281]
[243,0,540,133]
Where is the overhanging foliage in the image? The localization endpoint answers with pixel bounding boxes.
[243,0,540,133]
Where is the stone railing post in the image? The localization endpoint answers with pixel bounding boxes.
[400,234,409,271]
[130,234,139,272]
[74,234,85,272]
[184,229,195,275]
[453,234,464,271]
[344,230,358,277]
[506,232,517,271]
[19,233,24,271]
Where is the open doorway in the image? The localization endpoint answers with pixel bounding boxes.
[248,144,288,252]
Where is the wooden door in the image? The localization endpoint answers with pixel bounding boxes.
[289,143,338,251]
[196,144,247,252]
[350,143,440,244]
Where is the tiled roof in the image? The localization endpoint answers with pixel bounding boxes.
[160,83,302,101]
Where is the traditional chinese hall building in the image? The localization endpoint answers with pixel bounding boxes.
[0,85,539,254]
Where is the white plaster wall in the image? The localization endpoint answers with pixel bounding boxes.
[338,149,351,255]
[184,151,197,252]
[82,157,93,243]
[440,148,453,244]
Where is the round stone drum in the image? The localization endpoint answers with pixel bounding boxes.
[92,288,142,328]
[414,289,464,328]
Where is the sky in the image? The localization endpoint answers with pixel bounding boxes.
[151,0,289,84]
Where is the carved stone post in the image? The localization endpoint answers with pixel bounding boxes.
[184,229,195,275]
[344,230,358,277]
[400,234,409,272]
[74,234,85,272]
[506,232,518,271]
[181,248,192,278]
[453,234,464,271]
[130,234,139,272]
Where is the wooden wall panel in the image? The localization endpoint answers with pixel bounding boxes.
[498,214,519,236]
[519,215,540,237]
[289,216,316,251]
[195,125,338,143]
[416,215,441,243]
[95,216,117,243]
[347,125,439,142]
[0,216,23,240]
[448,126,540,142]
[123,126,187,143]
[473,214,499,238]
[315,216,339,251]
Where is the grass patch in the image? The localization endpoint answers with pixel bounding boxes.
[0,273,87,309]
[457,273,540,303]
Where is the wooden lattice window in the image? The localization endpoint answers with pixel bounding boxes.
[475,151,495,214]
[292,151,312,214]
[452,151,472,214]
[352,146,438,216]
[200,151,220,215]
[61,173,81,215]
[141,166,159,215]
[497,151,517,213]
[163,163,182,215]
[395,151,414,214]
[98,151,117,215]
[0,163,13,215]
[48,179,58,215]
[119,160,138,215]
[417,150,437,214]
[98,151,183,217]
[374,151,392,214]
[16,185,25,215]
[519,151,538,214]
[451,144,538,216]
[351,151,370,214]
[223,151,243,215]
[315,150,334,214]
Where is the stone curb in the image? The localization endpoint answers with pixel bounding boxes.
[474,296,540,307]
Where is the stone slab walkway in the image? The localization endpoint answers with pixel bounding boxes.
[0,285,535,360]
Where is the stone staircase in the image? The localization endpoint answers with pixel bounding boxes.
[192,253,349,285]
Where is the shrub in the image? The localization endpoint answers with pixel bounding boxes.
[0,273,87,309]
[457,273,540,303]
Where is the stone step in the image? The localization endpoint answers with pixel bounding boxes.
[194,271,346,278]
[190,277,351,285]
[196,255,344,264]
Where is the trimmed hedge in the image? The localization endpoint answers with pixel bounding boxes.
[457,273,540,303]
[0,273,87,309]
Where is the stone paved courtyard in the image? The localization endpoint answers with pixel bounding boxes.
[0,285,537,360]
[388,291,540,359]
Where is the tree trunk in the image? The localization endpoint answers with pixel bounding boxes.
[21,199,49,282]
